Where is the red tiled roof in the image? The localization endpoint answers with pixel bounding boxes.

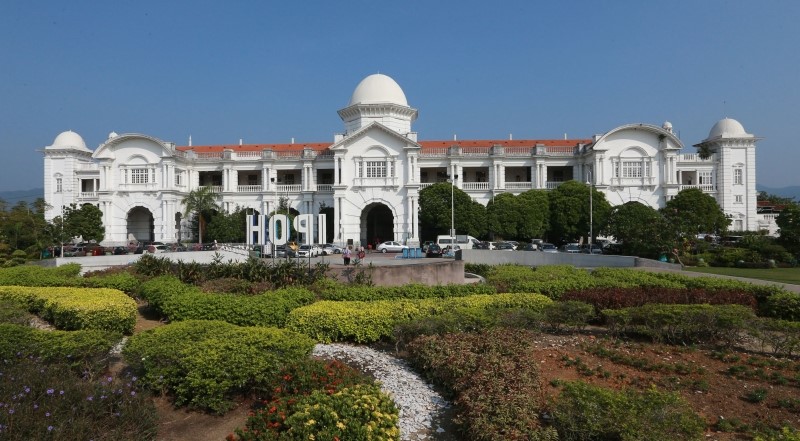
[418,139,591,149]
[176,138,590,153]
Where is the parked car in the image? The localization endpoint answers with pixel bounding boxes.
[274,245,297,258]
[560,243,581,253]
[520,243,538,251]
[603,243,624,255]
[147,243,168,253]
[63,246,86,257]
[321,243,343,255]
[494,242,516,251]
[376,241,407,253]
[425,243,443,257]
[112,246,128,255]
[540,243,558,253]
[473,241,491,250]
[422,241,435,252]
[297,244,322,257]
[582,244,604,254]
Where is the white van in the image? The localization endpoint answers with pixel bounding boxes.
[436,235,480,250]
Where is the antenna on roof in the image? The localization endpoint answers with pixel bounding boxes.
[453,134,457,141]
[188,135,192,147]
[291,137,295,144]
[564,133,568,140]
[509,133,513,141]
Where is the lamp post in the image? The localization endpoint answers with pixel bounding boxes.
[448,173,458,237]
[587,170,593,249]
[270,177,276,265]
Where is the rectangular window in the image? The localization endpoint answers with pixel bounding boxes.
[365,161,387,178]
[621,161,642,178]
[175,171,183,186]
[130,168,149,184]
[699,171,713,185]
[56,178,62,193]
[735,195,743,203]
[734,168,743,185]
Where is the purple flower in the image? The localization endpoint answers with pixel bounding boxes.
[107,376,113,383]
[45,412,51,417]
[33,404,38,409]
[59,390,64,395]
[130,391,136,396]
[87,396,93,401]
[46,389,54,395]
[8,409,14,415]
[24,387,30,393]
[48,426,53,431]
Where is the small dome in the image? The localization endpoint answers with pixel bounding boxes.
[348,73,408,107]
[708,118,749,139]
[49,130,90,152]
[662,121,673,133]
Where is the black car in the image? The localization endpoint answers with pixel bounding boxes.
[495,242,515,251]
[474,241,491,250]
[425,243,443,257]
[112,246,128,255]
[274,245,297,258]
[520,243,538,251]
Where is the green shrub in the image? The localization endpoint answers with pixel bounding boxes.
[465,262,492,277]
[541,300,595,333]
[406,329,558,440]
[551,381,705,441]
[287,293,553,343]
[84,271,141,293]
[763,292,800,321]
[0,358,158,441]
[0,263,82,286]
[603,304,755,346]
[123,320,315,414]
[487,265,600,298]
[0,286,137,334]
[393,307,500,346]
[316,281,496,301]
[263,385,400,440]
[137,275,315,327]
[754,427,800,441]
[746,317,800,357]
[0,323,121,373]
[0,299,33,325]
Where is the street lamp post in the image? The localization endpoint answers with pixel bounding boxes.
[270,177,276,265]
[587,171,593,249]
[448,174,458,237]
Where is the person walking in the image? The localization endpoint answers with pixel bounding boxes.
[343,246,352,265]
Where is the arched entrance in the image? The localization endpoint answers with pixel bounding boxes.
[127,207,154,242]
[361,203,394,247]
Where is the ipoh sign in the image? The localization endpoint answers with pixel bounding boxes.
[245,214,327,247]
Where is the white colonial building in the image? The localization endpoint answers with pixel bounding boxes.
[42,73,765,246]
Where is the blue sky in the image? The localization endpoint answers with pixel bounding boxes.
[1,0,798,192]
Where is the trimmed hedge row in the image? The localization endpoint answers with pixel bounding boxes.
[123,320,315,414]
[551,381,704,441]
[562,287,758,315]
[138,275,315,327]
[603,304,755,346]
[0,323,121,371]
[313,279,496,301]
[0,264,141,294]
[286,293,553,343]
[0,286,137,334]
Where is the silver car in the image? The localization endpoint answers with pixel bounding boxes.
[376,241,407,253]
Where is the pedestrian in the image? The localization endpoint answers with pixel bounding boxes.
[343,246,352,265]
[358,246,366,260]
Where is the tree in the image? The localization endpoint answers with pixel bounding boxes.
[205,207,247,243]
[419,183,486,239]
[776,203,800,254]
[605,201,671,258]
[182,187,221,244]
[547,180,611,244]
[516,190,550,240]
[486,193,519,239]
[758,191,795,205]
[662,188,729,238]
[62,203,105,242]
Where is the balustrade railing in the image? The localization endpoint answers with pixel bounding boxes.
[461,182,490,191]
[680,184,715,192]
[505,182,533,190]
[546,181,565,189]
[237,185,262,192]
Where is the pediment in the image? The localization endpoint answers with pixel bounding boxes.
[330,122,420,156]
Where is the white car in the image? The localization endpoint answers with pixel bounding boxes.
[296,244,322,257]
[376,241,408,253]
[321,243,343,255]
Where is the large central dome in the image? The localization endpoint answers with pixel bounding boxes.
[348,74,408,107]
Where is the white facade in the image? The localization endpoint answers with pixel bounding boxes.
[42,74,764,246]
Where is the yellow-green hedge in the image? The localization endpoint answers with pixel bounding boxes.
[0,286,137,334]
[286,293,553,343]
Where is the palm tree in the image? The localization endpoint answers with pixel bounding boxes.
[181,187,221,245]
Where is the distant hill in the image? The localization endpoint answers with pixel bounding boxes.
[757,185,800,201]
[0,188,44,206]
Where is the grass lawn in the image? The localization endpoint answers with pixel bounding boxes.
[685,266,800,285]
